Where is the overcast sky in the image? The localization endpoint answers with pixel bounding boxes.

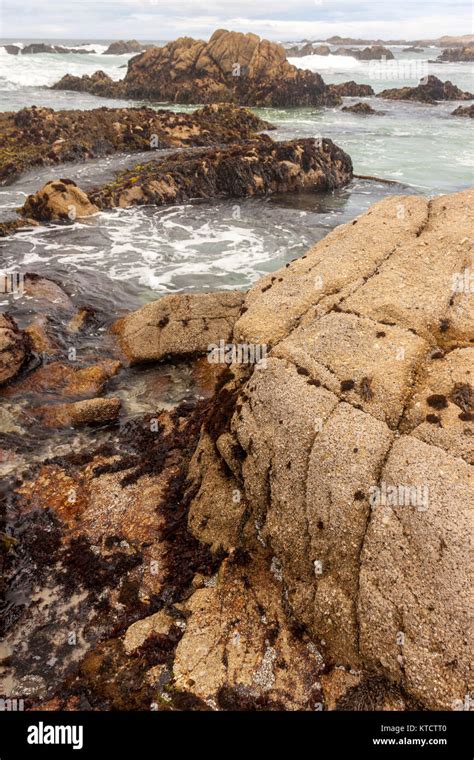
[0,0,471,41]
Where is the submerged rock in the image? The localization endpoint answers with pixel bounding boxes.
[52,29,341,107]
[34,396,121,428]
[112,292,245,364]
[20,179,99,222]
[0,314,27,385]
[378,74,474,103]
[90,137,353,211]
[341,102,382,114]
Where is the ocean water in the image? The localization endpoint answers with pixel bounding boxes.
[0,39,473,319]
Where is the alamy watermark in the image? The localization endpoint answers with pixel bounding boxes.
[369,481,429,511]
[369,58,429,82]
[207,339,268,369]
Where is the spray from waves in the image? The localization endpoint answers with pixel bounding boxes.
[0,45,128,90]
[288,53,363,72]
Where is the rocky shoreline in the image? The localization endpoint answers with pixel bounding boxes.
[0,24,473,716]
[1,187,472,711]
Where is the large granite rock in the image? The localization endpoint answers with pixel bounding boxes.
[52,29,341,107]
[181,188,473,711]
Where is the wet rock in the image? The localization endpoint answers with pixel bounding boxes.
[4,44,20,55]
[378,75,473,103]
[24,318,61,356]
[112,292,244,364]
[103,40,146,55]
[329,81,375,97]
[34,396,121,428]
[90,138,353,211]
[124,610,175,654]
[0,314,27,385]
[20,179,99,222]
[23,273,75,311]
[341,102,382,114]
[52,29,341,107]
[452,104,474,117]
[437,46,474,62]
[403,46,424,52]
[172,554,324,710]
[0,103,273,184]
[2,360,121,399]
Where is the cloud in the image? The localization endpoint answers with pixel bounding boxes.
[1,0,471,40]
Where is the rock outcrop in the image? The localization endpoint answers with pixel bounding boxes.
[342,102,382,114]
[178,188,473,711]
[452,104,474,117]
[21,43,91,54]
[0,314,27,385]
[20,179,99,222]
[3,44,20,55]
[437,46,474,62]
[378,75,473,103]
[103,40,146,55]
[52,29,341,107]
[0,103,273,184]
[334,45,394,60]
[112,292,245,364]
[286,43,331,57]
[329,81,375,97]
[89,138,353,212]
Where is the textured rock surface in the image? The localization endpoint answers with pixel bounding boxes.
[34,396,122,428]
[112,292,245,364]
[378,75,473,103]
[0,314,27,385]
[52,29,341,107]
[0,103,273,184]
[91,138,353,211]
[182,188,473,711]
[20,179,99,222]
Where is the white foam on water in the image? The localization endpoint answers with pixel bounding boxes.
[289,53,363,71]
[0,45,128,89]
